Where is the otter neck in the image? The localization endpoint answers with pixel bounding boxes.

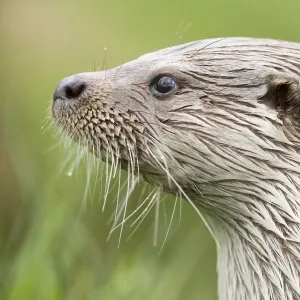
[197,178,300,300]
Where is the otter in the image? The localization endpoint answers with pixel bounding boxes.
[52,38,300,300]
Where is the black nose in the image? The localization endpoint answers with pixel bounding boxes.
[53,76,87,101]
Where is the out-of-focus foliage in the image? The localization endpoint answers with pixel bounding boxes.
[1,0,299,299]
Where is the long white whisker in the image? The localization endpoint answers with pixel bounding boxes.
[113,147,120,178]
[110,187,157,234]
[58,146,76,177]
[127,142,136,188]
[135,147,140,182]
[145,142,216,240]
[159,193,178,254]
[137,184,148,205]
[125,191,159,243]
[43,142,59,155]
[66,143,86,177]
[162,197,168,230]
[179,192,183,226]
[80,152,93,212]
[118,161,131,248]
[114,165,123,221]
[106,175,129,226]
[102,148,114,211]
[106,171,138,242]
[129,188,159,228]
[91,159,101,202]
[153,189,161,247]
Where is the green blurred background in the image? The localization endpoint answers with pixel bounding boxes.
[1,0,300,299]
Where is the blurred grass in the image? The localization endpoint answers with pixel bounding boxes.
[1,0,300,299]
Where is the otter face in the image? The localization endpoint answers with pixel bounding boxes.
[52,41,200,187]
[52,38,300,200]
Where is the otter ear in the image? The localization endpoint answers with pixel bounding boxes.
[262,74,300,116]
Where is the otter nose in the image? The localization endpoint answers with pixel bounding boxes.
[53,76,87,101]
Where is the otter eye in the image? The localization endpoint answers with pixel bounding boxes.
[151,75,176,96]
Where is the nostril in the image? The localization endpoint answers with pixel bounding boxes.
[53,77,88,101]
[64,83,86,99]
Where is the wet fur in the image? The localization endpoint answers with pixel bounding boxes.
[52,38,300,300]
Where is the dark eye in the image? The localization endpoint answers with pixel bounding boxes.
[151,75,176,96]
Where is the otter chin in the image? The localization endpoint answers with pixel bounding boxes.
[52,38,300,300]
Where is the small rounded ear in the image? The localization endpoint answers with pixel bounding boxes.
[261,74,300,116]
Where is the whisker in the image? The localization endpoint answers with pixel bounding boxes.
[137,184,148,205]
[153,189,161,247]
[57,143,80,179]
[107,179,128,229]
[91,159,101,202]
[110,188,157,234]
[43,142,60,155]
[107,169,127,226]
[125,189,159,243]
[41,116,55,134]
[113,147,120,178]
[106,174,138,242]
[127,141,136,185]
[145,141,216,240]
[97,151,104,203]
[67,144,86,176]
[144,133,172,188]
[192,37,227,57]
[102,148,113,211]
[118,162,131,248]
[162,195,168,230]
[113,63,124,79]
[179,192,183,226]
[101,47,107,71]
[80,153,93,212]
[159,193,178,254]
[173,21,192,46]
[129,188,160,229]
[114,165,123,222]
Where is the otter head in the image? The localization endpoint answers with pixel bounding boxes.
[52,38,300,220]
